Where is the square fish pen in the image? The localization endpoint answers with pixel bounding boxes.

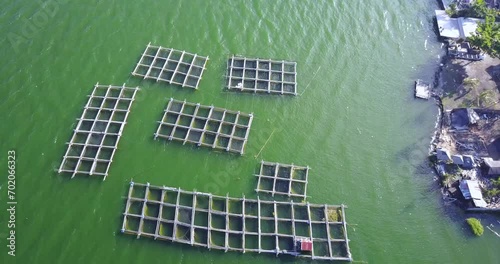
[154,98,253,155]
[132,43,209,89]
[58,83,139,179]
[121,182,352,262]
[226,55,297,95]
[255,161,309,200]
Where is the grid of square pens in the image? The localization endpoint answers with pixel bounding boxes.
[58,84,139,178]
[154,99,253,154]
[132,44,208,89]
[227,56,297,95]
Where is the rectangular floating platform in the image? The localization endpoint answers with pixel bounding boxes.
[255,161,309,200]
[414,79,430,100]
[58,83,139,179]
[226,55,297,95]
[154,98,253,155]
[121,182,353,262]
[132,43,209,89]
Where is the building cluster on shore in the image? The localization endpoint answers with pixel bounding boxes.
[425,0,500,212]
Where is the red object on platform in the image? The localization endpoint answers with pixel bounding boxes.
[300,240,313,251]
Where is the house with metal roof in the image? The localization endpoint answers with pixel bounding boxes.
[459,180,487,207]
[435,10,483,39]
[452,154,464,165]
[437,148,452,162]
[483,157,500,176]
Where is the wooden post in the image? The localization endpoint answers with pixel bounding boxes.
[121,181,135,233]
[190,192,197,245]
[257,196,261,253]
[274,202,279,255]
[225,194,230,252]
[227,56,234,90]
[341,204,352,261]
[155,188,166,240]
[182,54,197,87]
[242,195,246,253]
[137,183,150,239]
[207,194,212,250]
[157,47,173,82]
[306,202,315,259]
[172,188,181,240]
[131,42,150,75]
[184,103,200,145]
[272,163,279,197]
[143,45,162,79]
[324,205,333,258]
[291,201,296,239]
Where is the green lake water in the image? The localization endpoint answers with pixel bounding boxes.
[1,0,499,263]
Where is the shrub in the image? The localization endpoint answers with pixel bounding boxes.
[466,218,484,236]
[492,177,500,188]
[485,188,500,198]
[463,78,480,89]
[441,173,455,186]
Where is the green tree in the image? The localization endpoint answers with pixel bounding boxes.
[468,0,488,18]
[446,3,458,17]
[492,177,500,187]
[468,11,500,58]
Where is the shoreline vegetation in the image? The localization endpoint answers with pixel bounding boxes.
[429,0,500,214]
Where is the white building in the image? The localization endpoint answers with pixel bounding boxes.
[435,10,483,39]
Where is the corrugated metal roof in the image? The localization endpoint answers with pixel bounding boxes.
[484,157,500,168]
[484,157,500,175]
[459,180,487,208]
[437,148,451,161]
[459,180,471,199]
[473,198,488,208]
[452,155,464,165]
[435,10,483,39]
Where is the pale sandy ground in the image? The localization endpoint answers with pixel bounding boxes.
[439,55,500,110]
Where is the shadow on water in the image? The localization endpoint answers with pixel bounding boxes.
[395,141,433,170]
[414,104,437,124]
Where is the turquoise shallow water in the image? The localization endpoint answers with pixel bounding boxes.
[1,0,499,263]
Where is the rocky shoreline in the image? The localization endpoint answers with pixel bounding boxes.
[428,44,500,211]
[426,0,500,213]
